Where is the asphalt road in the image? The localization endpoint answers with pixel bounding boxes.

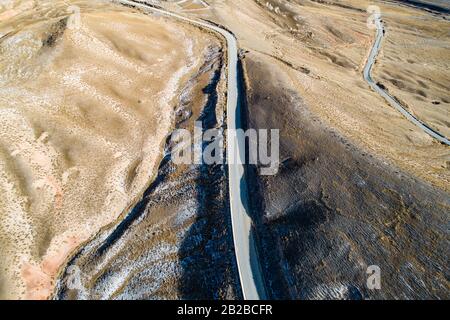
[120,0,266,300]
[363,13,450,146]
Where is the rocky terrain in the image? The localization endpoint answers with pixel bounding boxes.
[54,42,242,300]
[0,0,216,299]
[0,0,448,300]
[244,53,449,299]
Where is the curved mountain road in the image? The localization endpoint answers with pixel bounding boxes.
[120,0,266,300]
[364,13,450,146]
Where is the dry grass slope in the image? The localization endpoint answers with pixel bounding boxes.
[0,0,211,299]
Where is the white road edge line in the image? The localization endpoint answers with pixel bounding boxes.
[118,0,266,300]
